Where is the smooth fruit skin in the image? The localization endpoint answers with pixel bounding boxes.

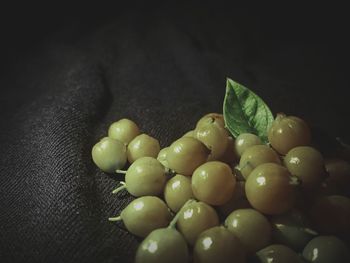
[157,147,169,168]
[127,133,160,163]
[268,113,311,155]
[135,228,189,263]
[239,144,281,179]
[164,174,194,212]
[234,133,262,157]
[310,195,350,238]
[284,146,327,190]
[177,201,219,245]
[302,235,350,263]
[192,161,235,205]
[91,137,127,173]
[167,137,209,176]
[225,208,271,254]
[256,244,303,263]
[219,136,238,166]
[270,209,317,251]
[324,158,350,195]
[108,118,140,145]
[193,226,245,263]
[125,157,166,196]
[121,196,171,238]
[245,163,297,215]
[194,121,229,160]
[196,113,225,129]
[218,181,251,216]
[182,130,195,138]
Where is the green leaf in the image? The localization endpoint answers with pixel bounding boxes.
[223,78,274,143]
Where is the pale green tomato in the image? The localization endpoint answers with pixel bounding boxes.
[194,121,229,160]
[268,113,311,155]
[217,181,251,216]
[239,144,281,179]
[182,130,195,138]
[108,118,140,144]
[177,201,219,245]
[91,137,127,173]
[196,113,225,129]
[284,146,327,190]
[302,236,350,263]
[270,209,317,251]
[219,136,238,166]
[167,137,209,176]
[225,208,271,254]
[164,174,194,212]
[157,147,169,168]
[323,158,350,195]
[245,163,297,215]
[310,195,350,238]
[234,133,262,158]
[127,133,160,163]
[192,161,235,205]
[125,157,166,196]
[193,226,245,263]
[119,196,172,238]
[135,228,189,263]
[256,244,302,263]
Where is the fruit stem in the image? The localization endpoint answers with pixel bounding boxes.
[165,168,176,177]
[108,216,122,222]
[116,169,127,174]
[289,176,301,186]
[168,199,196,229]
[112,182,127,194]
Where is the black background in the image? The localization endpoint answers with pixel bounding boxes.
[0,2,349,263]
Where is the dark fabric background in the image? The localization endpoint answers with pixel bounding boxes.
[0,2,349,263]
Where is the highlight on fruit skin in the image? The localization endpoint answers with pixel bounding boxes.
[91,137,127,173]
[166,137,210,176]
[93,80,349,263]
[245,163,297,215]
[108,196,172,238]
[268,113,311,155]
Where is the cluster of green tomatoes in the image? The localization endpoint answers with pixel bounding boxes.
[92,113,350,263]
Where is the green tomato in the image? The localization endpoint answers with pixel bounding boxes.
[302,236,350,263]
[164,174,194,212]
[310,195,350,238]
[125,157,166,197]
[217,181,251,216]
[176,201,219,245]
[194,121,229,161]
[196,113,225,129]
[117,196,172,238]
[135,227,189,263]
[157,147,169,168]
[225,208,271,254]
[255,244,303,263]
[245,163,297,215]
[239,145,281,179]
[193,226,246,263]
[234,133,262,158]
[270,209,317,251]
[108,118,140,144]
[91,137,127,173]
[284,146,327,190]
[167,137,209,176]
[127,133,160,163]
[268,113,311,155]
[192,161,236,206]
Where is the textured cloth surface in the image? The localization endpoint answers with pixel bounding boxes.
[0,3,349,263]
